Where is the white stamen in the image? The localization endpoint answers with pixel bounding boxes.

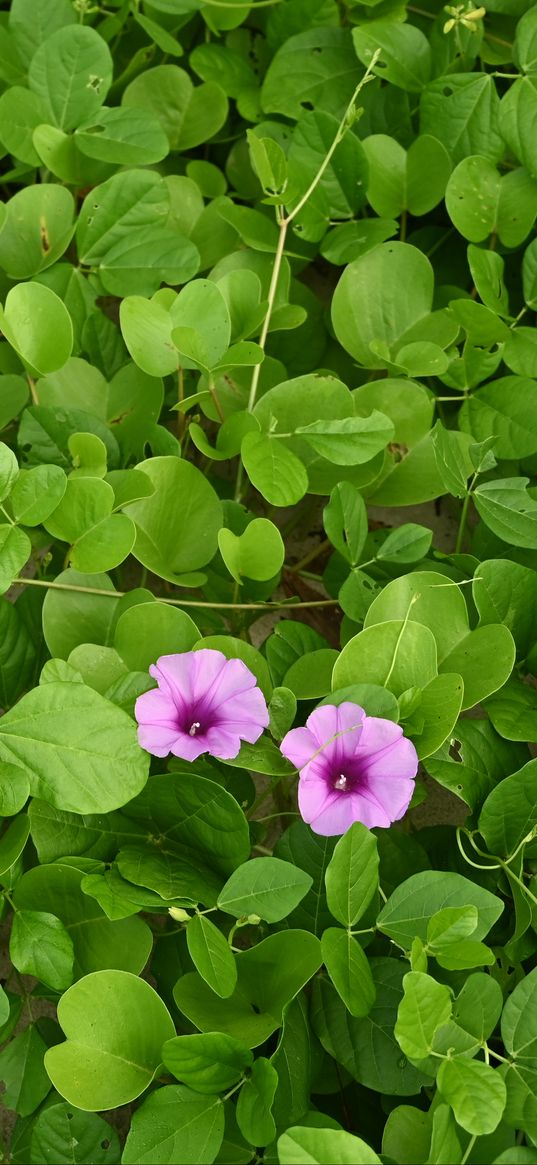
[189,721,201,736]
[334,774,348,791]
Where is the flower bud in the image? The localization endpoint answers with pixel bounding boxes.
[168,907,190,922]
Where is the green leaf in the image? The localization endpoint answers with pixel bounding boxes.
[377,870,503,948]
[119,295,179,378]
[474,477,537,548]
[485,677,537,743]
[460,376,537,459]
[0,1025,51,1117]
[294,413,393,466]
[186,914,237,999]
[217,857,313,923]
[10,465,67,526]
[14,863,152,977]
[325,821,378,928]
[30,1103,120,1165]
[76,107,170,167]
[364,134,451,219]
[283,649,338,700]
[332,619,437,698]
[478,758,537,858]
[9,910,74,991]
[0,185,75,280]
[432,421,473,499]
[437,1059,506,1135]
[0,85,45,165]
[421,74,503,166]
[268,687,297,742]
[332,243,434,369]
[454,973,503,1044]
[123,65,228,152]
[124,456,223,584]
[0,374,29,430]
[427,905,478,948]
[474,558,537,658]
[275,822,337,936]
[218,518,284,583]
[0,763,30,816]
[0,282,73,376]
[113,601,199,672]
[278,1126,381,1164]
[122,772,250,879]
[395,971,452,1060]
[0,680,149,813]
[312,959,430,1095]
[500,76,537,181]
[28,25,113,131]
[247,130,287,198]
[0,525,31,594]
[241,431,308,507]
[446,157,537,247]
[382,1107,432,1165]
[261,27,359,120]
[321,928,376,1018]
[502,965,537,1064]
[45,970,175,1111]
[236,1057,278,1148]
[364,570,514,709]
[122,1085,225,1165]
[376,524,432,564]
[270,995,311,1129]
[174,930,322,1048]
[353,20,431,92]
[0,813,30,875]
[162,1032,252,1095]
[323,482,368,565]
[42,568,119,660]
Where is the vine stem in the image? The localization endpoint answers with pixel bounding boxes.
[246,48,381,418]
[455,473,477,554]
[233,50,380,503]
[461,1136,477,1165]
[11,576,339,611]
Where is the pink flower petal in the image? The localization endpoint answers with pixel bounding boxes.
[298,773,340,825]
[137,723,182,758]
[280,726,318,772]
[134,687,178,727]
[169,731,212,762]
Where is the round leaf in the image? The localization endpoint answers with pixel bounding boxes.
[45,970,175,1111]
[0,282,73,376]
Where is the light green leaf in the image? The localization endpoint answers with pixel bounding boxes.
[122,1085,224,1165]
[9,910,74,991]
[437,1058,506,1135]
[395,971,452,1060]
[325,821,378,928]
[0,681,149,813]
[45,970,175,1111]
[0,282,72,376]
[162,1032,252,1095]
[278,1126,381,1164]
[28,25,113,131]
[236,1057,277,1148]
[217,858,313,923]
[218,518,284,583]
[186,914,237,999]
[241,431,308,507]
[321,928,376,1018]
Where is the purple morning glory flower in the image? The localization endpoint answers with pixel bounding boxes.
[280,702,418,836]
[135,649,269,762]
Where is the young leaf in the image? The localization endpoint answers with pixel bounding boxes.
[186,914,237,999]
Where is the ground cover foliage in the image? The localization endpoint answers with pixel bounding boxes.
[4,0,537,1161]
